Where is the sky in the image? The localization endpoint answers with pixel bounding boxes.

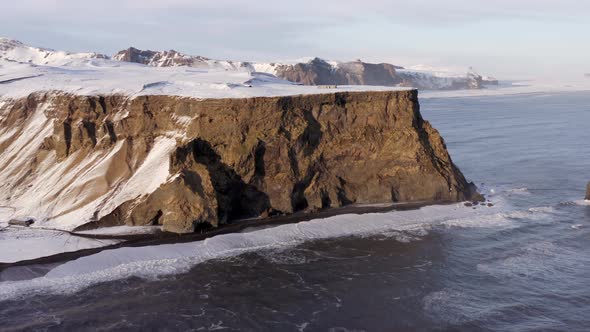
[1,0,589,78]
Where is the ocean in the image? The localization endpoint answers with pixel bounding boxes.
[1,91,589,331]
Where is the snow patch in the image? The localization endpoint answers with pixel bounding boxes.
[0,227,120,264]
[76,225,162,236]
[97,136,177,220]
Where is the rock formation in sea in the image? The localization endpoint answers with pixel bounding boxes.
[0,90,479,233]
[586,182,590,200]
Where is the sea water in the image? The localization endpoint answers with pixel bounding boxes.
[0,91,589,331]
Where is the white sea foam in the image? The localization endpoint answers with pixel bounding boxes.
[0,191,560,301]
[476,241,587,279]
[506,187,531,195]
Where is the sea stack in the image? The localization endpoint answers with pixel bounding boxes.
[586,182,590,200]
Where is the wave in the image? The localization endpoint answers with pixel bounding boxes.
[477,240,589,280]
[0,193,559,301]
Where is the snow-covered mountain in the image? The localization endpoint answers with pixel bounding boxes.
[0,39,405,99]
[111,47,495,90]
[113,47,251,71]
[0,38,498,95]
[0,37,108,66]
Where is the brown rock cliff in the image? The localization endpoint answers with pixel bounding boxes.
[0,90,479,233]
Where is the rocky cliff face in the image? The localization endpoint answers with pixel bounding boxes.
[273,58,405,86]
[586,182,590,200]
[112,47,248,70]
[274,59,489,90]
[113,47,211,67]
[0,90,478,233]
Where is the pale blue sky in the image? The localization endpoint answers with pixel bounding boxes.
[2,0,588,78]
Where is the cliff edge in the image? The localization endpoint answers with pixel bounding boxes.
[0,90,478,233]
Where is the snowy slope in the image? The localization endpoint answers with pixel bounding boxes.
[0,38,415,99]
[0,58,410,99]
[0,226,121,264]
[0,37,107,66]
[0,38,509,98]
[113,47,251,71]
[108,45,498,90]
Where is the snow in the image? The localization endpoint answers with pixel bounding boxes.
[0,226,120,264]
[0,37,105,67]
[0,58,411,99]
[402,64,468,78]
[0,38,411,99]
[96,136,178,220]
[419,78,590,99]
[76,225,162,236]
[0,127,180,231]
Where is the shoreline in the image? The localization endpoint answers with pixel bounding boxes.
[0,200,456,272]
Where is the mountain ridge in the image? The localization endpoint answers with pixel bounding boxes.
[0,38,497,91]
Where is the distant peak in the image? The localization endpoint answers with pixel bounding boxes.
[0,38,24,50]
[113,47,212,67]
[310,57,327,63]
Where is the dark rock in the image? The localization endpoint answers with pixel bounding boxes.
[464,202,473,207]
[274,58,404,86]
[113,47,211,67]
[487,203,494,207]
[586,182,590,200]
[8,217,35,227]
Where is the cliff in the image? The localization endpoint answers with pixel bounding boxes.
[272,58,486,90]
[0,90,478,233]
[114,47,233,69]
[273,58,404,86]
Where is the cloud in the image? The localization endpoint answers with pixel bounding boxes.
[6,0,590,23]
[2,0,589,76]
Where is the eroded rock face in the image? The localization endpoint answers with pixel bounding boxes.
[273,58,485,90]
[585,182,590,200]
[112,47,248,70]
[0,90,478,233]
[274,58,404,86]
[113,47,211,67]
